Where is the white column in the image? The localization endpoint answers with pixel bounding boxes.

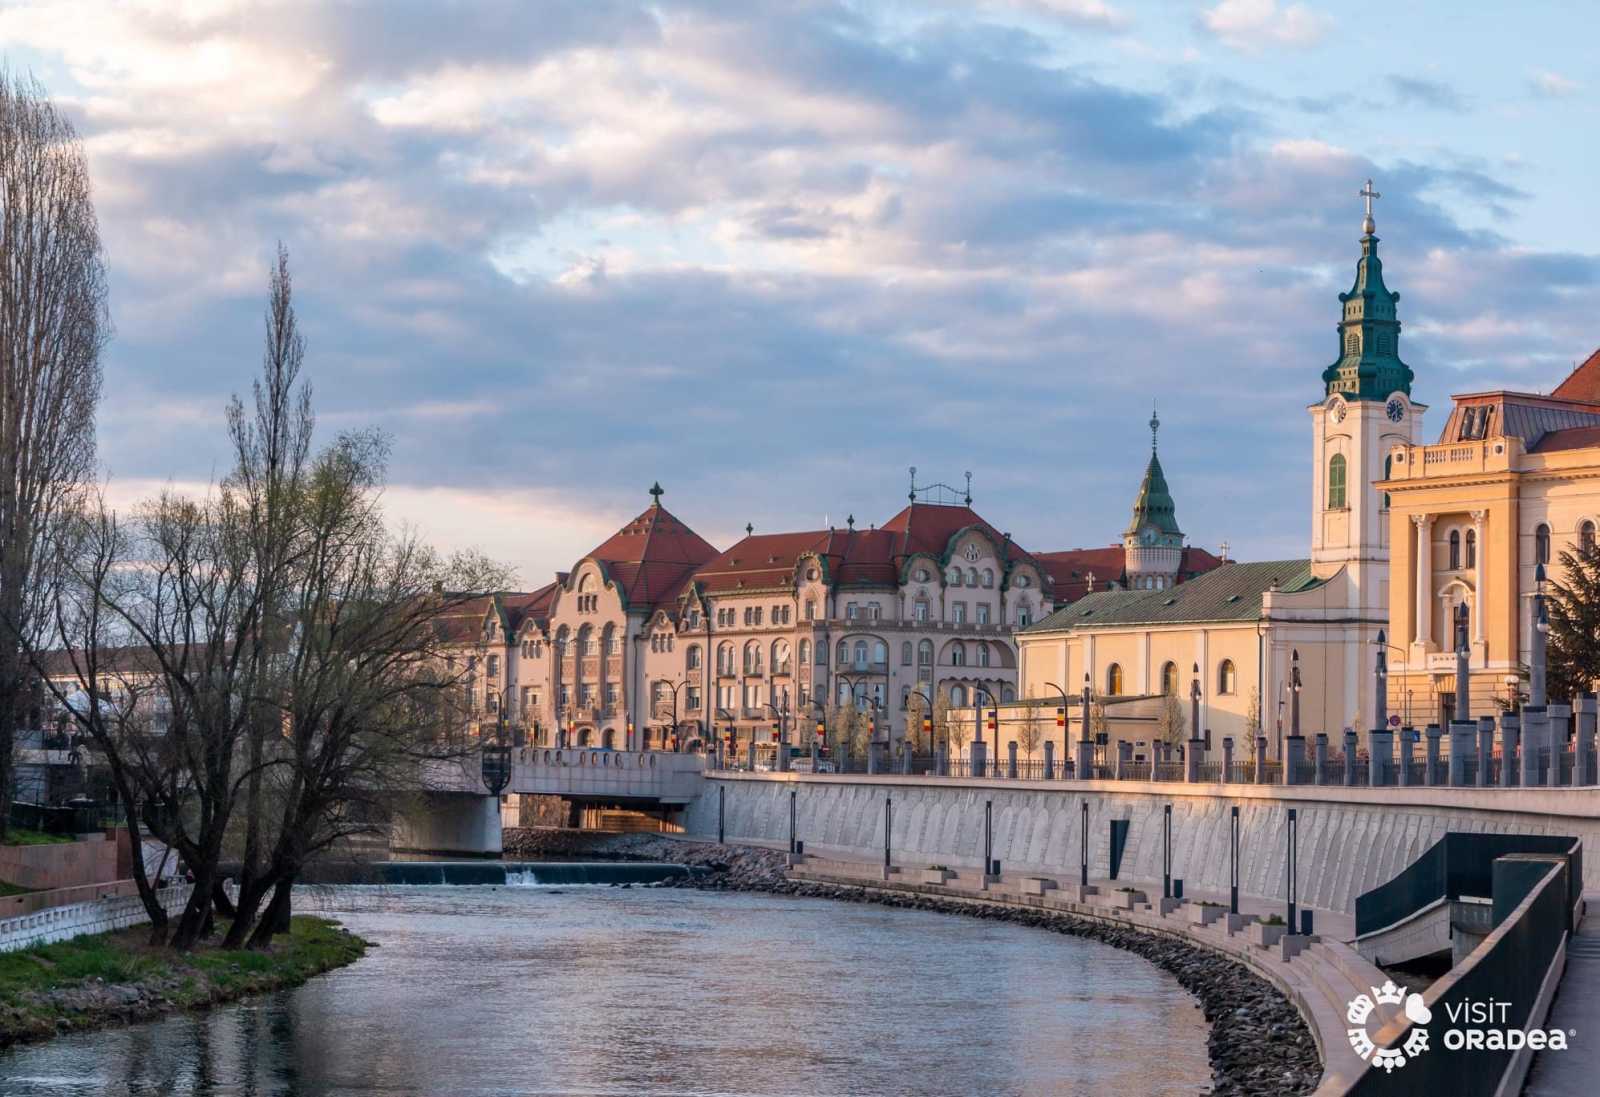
[1414,514,1433,647]
[1472,510,1486,644]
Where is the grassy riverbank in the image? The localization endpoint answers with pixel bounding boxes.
[0,915,369,1047]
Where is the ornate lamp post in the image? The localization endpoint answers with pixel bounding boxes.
[1044,680,1071,777]
[1190,662,1203,749]
[1373,629,1389,731]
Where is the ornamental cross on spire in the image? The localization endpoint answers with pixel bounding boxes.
[1360,179,1380,233]
[1149,404,1160,452]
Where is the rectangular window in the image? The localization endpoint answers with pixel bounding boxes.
[846,602,858,619]
[754,608,763,626]
[977,604,990,625]
[952,602,967,624]
[805,602,816,620]
[521,686,531,710]
[559,685,570,707]
[868,604,881,620]
[687,686,701,711]
[487,655,499,676]
[915,601,929,622]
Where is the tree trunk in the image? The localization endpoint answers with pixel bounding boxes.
[211,877,237,918]
[248,876,293,949]
[222,872,273,949]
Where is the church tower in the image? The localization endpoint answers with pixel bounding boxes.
[1308,180,1426,612]
[1124,409,1185,591]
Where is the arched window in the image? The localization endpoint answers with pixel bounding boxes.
[951,644,966,667]
[967,568,979,586]
[798,639,810,666]
[1327,454,1347,510]
[773,640,790,673]
[836,640,848,665]
[950,685,967,707]
[873,640,887,665]
[1449,529,1461,570]
[1106,663,1124,696]
[983,568,994,588]
[917,640,933,667]
[1002,686,1016,702]
[1382,453,1393,510]
[1160,661,1177,696]
[686,644,702,670]
[1218,659,1237,695]
[901,641,912,665]
[1536,523,1551,565]
[977,644,991,668]
[948,568,962,587]
[1465,528,1476,569]
[717,642,734,675]
[1582,520,1597,552]
[743,640,761,674]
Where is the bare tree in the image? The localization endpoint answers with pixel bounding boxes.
[0,73,108,836]
[1155,690,1186,746]
[1016,701,1045,760]
[938,691,965,754]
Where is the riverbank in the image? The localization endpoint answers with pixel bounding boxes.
[503,827,1320,1097]
[0,915,368,1048]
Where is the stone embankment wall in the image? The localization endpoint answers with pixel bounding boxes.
[0,833,119,891]
[0,885,192,953]
[684,775,1600,914]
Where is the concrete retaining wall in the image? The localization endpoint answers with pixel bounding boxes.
[0,885,192,953]
[687,775,1600,916]
[392,792,502,856]
[0,833,119,891]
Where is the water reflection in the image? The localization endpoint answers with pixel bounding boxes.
[0,885,1211,1096]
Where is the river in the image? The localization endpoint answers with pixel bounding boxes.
[0,883,1211,1096]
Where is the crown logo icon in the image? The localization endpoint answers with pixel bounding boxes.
[1346,993,1375,1026]
[1372,980,1406,1006]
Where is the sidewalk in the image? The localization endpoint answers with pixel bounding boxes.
[1524,895,1599,1096]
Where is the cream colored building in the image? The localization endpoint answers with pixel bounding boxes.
[1384,350,1600,722]
[1013,194,1422,757]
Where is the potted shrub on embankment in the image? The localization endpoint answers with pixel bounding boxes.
[1249,914,1287,949]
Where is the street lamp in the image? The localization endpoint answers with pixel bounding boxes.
[908,685,938,773]
[1044,680,1071,777]
[1190,662,1204,750]
[973,684,997,777]
[1373,629,1389,732]
[1531,563,1550,707]
[481,707,513,797]
[1290,649,1302,742]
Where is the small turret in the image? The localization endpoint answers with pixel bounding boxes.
[1123,408,1185,591]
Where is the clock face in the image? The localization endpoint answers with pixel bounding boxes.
[1386,398,1405,423]
[1330,400,1346,423]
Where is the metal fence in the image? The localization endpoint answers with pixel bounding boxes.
[1153,762,1185,782]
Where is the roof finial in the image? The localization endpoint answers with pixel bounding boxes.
[649,481,664,506]
[964,470,972,506]
[745,522,754,537]
[1149,404,1160,453]
[1359,178,1380,236]
[908,466,917,502]
[847,513,855,530]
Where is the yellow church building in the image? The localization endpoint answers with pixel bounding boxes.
[1383,350,1600,723]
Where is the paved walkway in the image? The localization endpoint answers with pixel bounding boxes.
[1524,895,1599,1096]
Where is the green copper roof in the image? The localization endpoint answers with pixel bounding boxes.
[1321,223,1414,401]
[1124,409,1182,539]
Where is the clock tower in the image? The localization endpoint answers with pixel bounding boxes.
[1308,181,1426,613]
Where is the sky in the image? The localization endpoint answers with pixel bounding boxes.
[2,0,1596,586]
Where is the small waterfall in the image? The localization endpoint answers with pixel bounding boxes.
[375,861,696,887]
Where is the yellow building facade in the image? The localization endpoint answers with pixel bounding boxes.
[1384,352,1600,723]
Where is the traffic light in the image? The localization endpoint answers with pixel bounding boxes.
[1055,707,1066,729]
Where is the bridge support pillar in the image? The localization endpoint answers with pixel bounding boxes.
[1312,734,1328,785]
[1500,712,1520,787]
[1397,728,1414,786]
[1425,724,1442,785]
[1284,734,1305,784]
[1577,694,1598,785]
[1477,717,1495,787]
[1007,740,1018,779]
[1343,730,1359,785]
[1043,740,1055,781]
[1185,738,1204,782]
[1254,735,1269,784]
[1222,737,1234,781]
[1368,729,1393,786]
[1074,739,1093,780]
[971,739,988,779]
[1115,740,1131,780]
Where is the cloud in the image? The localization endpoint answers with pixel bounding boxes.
[1,0,1592,582]
[1200,0,1331,52]
[1529,70,1581,98]
[1388,75,1469,113]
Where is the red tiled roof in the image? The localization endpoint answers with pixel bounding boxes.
[692,503,1050,593]
[1036,545,1225,604]
[1530,425,1600,454]
[505,583,559,632]
[1551,347,1600,403]
[580,501,720,609]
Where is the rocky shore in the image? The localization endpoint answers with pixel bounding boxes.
[502,827,1321,1097]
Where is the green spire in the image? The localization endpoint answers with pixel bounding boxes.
[1125,408,1183,539]
[1322,180,1414,401]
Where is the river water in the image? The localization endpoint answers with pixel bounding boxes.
[0,884,1211,1096]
